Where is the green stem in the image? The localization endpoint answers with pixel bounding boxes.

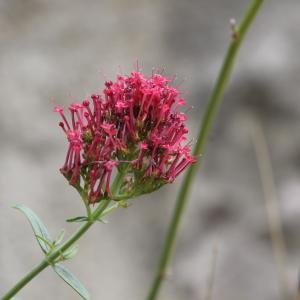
[82,190,92,219]
[0,172,125,300]
[111,169,125,197]
[146,1,265,299]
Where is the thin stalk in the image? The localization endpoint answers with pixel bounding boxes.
[0,172,125,300]
[297,269,300,300]
[146,1,265,299]
[81,189,92,219]
[250,118,289,299]
[204,246,218,300]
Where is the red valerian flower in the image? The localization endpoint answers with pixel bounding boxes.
[55,71,197,204]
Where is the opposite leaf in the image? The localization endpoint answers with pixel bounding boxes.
[13,204,53,253]
[53,264,91,300]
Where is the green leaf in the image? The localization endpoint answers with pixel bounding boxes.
[66,216,89,223]
[55,229,66,245]
[35,234,55,250]
[62,245,79,260]
[101,203,119,217]
[13,204,52,253]
[53,264,91,300]
[96,218,108,224]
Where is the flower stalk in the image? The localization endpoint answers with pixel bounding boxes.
[146,1,265,299]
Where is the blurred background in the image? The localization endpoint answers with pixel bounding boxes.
[1,0,300,299]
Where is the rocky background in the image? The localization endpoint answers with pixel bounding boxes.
[1,0,300,299]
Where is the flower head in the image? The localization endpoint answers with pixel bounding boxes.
[55,71,197,204]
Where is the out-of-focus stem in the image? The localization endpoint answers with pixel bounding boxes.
[250,118,289,299]
[204,246,218,300]
[146,1,265,299]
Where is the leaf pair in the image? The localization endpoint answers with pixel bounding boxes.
[13,204,91,300]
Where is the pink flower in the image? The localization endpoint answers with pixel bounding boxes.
[55,71,197,204]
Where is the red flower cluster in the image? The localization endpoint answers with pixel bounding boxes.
[55,71,196,204]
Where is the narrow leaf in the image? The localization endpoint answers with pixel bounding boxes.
[55,229,66,245]
[13,204,52,253]
[53,264,91,300]
[63,245,79,260]
[35,235,54,250]
[96,218,108,224]
[66,216,88,223]
[101,203,119,217]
